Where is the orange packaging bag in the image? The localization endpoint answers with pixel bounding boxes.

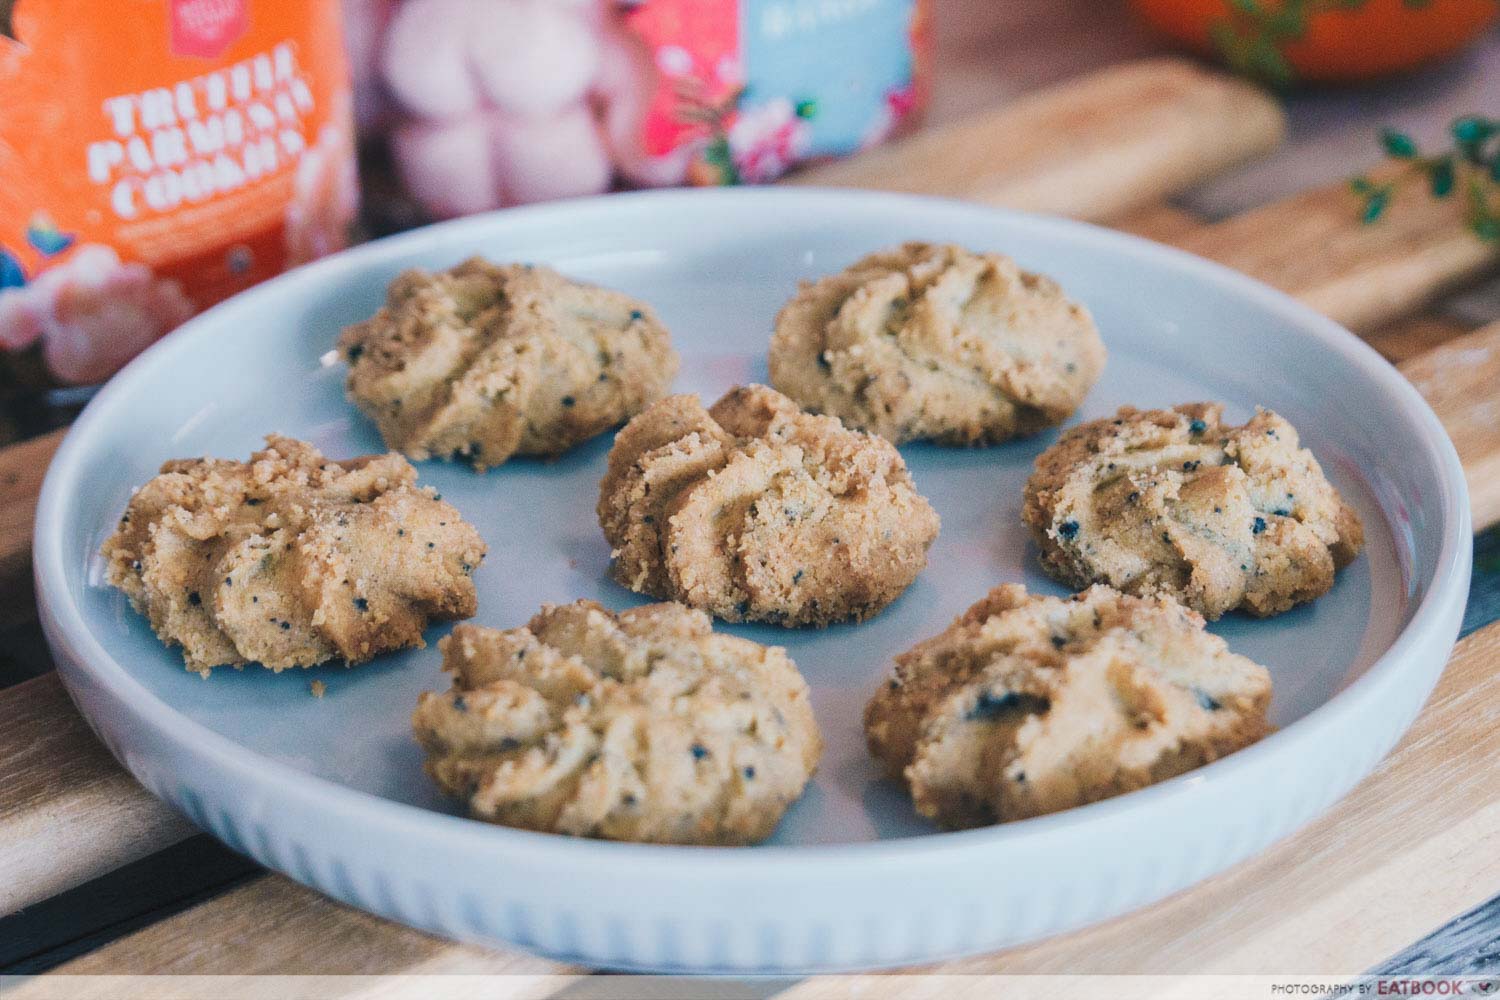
[0,0,358,387]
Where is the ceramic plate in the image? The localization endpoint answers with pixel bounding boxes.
[35,189,1470,973]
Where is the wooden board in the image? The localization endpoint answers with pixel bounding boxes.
[791,58,1285,221]
[0,674,194,915]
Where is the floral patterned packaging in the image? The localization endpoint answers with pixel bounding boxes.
[0,0,358,395]
[357,0,929,219]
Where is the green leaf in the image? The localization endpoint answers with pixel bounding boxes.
[794,99,817,120]
[1362,190,1389,224]
[1452,116,1495,145]
[1246,36,1294,85]
[1381,128,1418,159]
[1349,176,1374,195]
[1473,216,1500,242]
[1429,158,1456,197]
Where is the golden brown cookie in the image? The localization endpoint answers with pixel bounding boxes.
[597,383,940,626]
[339,257,679,470]
[865,583,1272,829]
[101,436,486,676]
[1023,403,1364,619]
[769,242,1106,445]
[412,599,821,845]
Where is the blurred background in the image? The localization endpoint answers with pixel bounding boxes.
[0,0,1496,443]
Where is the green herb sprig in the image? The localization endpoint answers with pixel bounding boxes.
[1352,116,1500,240]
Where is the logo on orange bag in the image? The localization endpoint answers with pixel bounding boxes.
[170,0,248,60]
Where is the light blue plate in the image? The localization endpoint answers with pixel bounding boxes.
[35,190,1470,971]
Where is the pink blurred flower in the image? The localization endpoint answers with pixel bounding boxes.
[860,83,918,150]
[0,245,195,385]
[285,120,360,267]
[727,98,810,184]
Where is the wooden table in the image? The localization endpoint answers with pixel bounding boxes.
[2,0,1499,989]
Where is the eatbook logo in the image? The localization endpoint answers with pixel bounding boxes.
[169,0,248,59]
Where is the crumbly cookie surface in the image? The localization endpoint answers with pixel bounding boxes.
[865,584,1271,829]
[412,600,821,845]
[339,257,679,470]
[769,242,1106,446]
[101,436,486,676]
[1023,404,1364,619]
[597,383,940,626]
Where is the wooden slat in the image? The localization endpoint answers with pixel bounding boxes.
[9,874,580,995]
[791,59,1286,222]
[22,618,1500,988]
[0,673,194,916]
[1367,314,1477,365]
[0,427,63,607]
[1399,322,1500,534]
[1173,165,1500,334]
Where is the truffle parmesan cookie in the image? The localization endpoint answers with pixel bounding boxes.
[1023,404,1365,619]
[597,383,940,626]
[412,599,822,845]
[338,257,679,470]
[865,584,1272,829]
[101,436,486,676]
[769,242,1106,445]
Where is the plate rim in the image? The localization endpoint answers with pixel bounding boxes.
[33,186,1472,871]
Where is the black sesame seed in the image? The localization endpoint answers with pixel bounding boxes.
[1273,508,1290,517]
[690,744,709,760]
[453,695,467,712]
[1015,771,1027,782]
[280,621,291,631]
[1195,689,1222,711]
[561,396,575,408]
[968,690,1021,721]
[643,515,654,524]
[246,498,261,506]
[188,591,201,606]
[397,529,404,537]
[623,793,637,806]
[224,577,232,587]
[1058,520,1080,540]
[427,542,435,549]
[354,597,369,612]
[1183,460,1200,471]
[1127,492,1140,504]
[1252,516,1267,535]
[629,309,644,322]
[1188,419,1206,435]
[1050,635,1066,649]
[792,569,804,584]
[743,766,756,780]
[252,596,258,603]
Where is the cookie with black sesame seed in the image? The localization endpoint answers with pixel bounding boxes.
[1022,403,1364,619]
[769,242,1106,445]
[338,257,678,470]
[597,383,940,627]
[864,583,1271,829]
[101,436,486,676]
[412,599,821,845]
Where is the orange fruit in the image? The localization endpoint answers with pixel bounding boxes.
[1130,0,1499,83]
